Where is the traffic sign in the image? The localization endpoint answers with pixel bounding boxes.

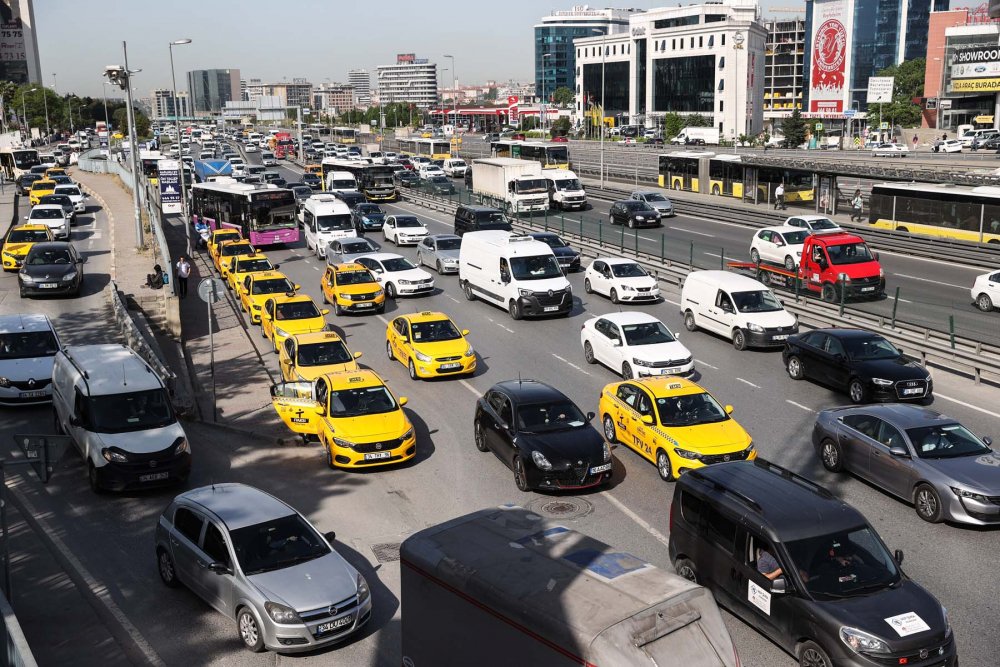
[843,110,856,117]
[854,136,861,147]
[14,434,72,484]
[815,123,823,131]
[198,277,226,304]
[880,122,889,130]
[153,130,160,136]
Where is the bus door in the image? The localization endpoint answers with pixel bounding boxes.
[743,168,758,204]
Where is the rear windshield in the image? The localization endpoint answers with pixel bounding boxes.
[236,258,273,273]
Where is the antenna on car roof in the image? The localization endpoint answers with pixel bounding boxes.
[518,372,522,387]
[17,313,24,330]
[122,362,127,386]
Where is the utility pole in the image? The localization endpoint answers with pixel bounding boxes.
[107,41,146,249]
[170,39,193,256]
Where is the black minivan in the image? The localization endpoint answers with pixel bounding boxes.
[668,459,955,667]
[453,204,513,237]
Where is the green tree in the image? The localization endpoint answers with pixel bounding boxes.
[112,106,151,139]
[684,114,711,128]
[484,87,498,102]
[866,58,926,129]
[520,116,539,131]
[552,86,575,107]
[781,107,808,147]
[549,116,571,138]
[662,112,684,139]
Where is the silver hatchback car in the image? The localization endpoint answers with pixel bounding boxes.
[416,234,462,274]
[155,484,372,652]
[630,190,674,217]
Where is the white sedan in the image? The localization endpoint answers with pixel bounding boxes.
[871,143,909,157]
[383,215,429,246]
[244,144,258,153]
[580,311,694,380]
[750,225,809,271]
[353,253,434,299]
[971,269,1000,312]
[939,139,963,153]
[584,258,660,303]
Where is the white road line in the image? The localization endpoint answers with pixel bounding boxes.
[935,393,1000,419]
[898,298,913,304]
[670,226,715,238]
[552,353,592,375]
[695,359,719,370]
[447,295,460,303]
[703,252,722,258]
[459,379,481,397]
[894,273,968,290]
[736,377,759,388]
[600,491,672,549]
[664,298,681,307]
[786,400,816,412]
[312,265,320,271]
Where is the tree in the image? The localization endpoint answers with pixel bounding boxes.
[112,106,151,139]
[552,86,575,107]
[549,116,571,138]
[684,114,711,128]
[662,112,684,139]
[520,116,539,131]
[484,87,497,102]
[781,107,808,148]
[866,58,926,129]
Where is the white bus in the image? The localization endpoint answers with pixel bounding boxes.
[0,147,41,181]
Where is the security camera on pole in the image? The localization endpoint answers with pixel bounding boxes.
[104,42,145,249]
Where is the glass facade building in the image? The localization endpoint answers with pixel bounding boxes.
[582,61,631,116]
[187,68,240,114]
[653,56,717,113]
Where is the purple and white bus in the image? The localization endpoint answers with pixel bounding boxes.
[191,180,299,247]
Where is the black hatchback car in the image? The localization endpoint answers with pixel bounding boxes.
[608,200,662,228]
[334,190,366,210]
[300,173,322,190]
[669,458,955,667]
[473,379,613,492]
[529,233,580,273]
[18,242,85,298]
[394,170,419,188]
[783,329,932,404]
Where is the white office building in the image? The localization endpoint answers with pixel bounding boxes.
[151,88,190,120]
[348,69,372,106]
[377,56,438,108]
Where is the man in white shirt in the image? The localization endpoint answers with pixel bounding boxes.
[774,182,785,211]
[175,256,191,298]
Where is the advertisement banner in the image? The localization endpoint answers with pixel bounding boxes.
[99,131,109,156]
[508,95,519,126]
[952,78,1000,92]
[158,159,181,215]
[866,76,894,103]
[952,46,1000,77]
[809,0,852,114]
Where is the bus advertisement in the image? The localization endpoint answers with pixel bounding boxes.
[191,181,300,247]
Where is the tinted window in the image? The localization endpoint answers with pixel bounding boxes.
[843,414,879,439]
[706,508,737,553]
[680,490,702,526]
[202,524,231,567]
[800,331,826,348]
[174,507,204,543]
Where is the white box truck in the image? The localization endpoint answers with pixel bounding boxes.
[471,158,549,214]
[670,127,721,146]
[543,168,587,211]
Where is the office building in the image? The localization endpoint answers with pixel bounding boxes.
[377,55,438,108]
[245,78,263,104]
[186,68,241,114]
[240,78,247,101]
[349,69,372,106]
[0,0,42,85]
[314,83,355,113]
[535,6,638,103]
[151,89,191,120]
[574,0,767,137]
[262,79,313,109]
[921,9,968,128]
[934,23,1000,130]
[763,18,806,121]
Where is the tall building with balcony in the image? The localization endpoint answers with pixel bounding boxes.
[262,79,313,109]
[151,88,191,120]
[186,68,241,114]
[377,56,438,108]
[314,83,356,113]
[349,69,372,106]
[763,18,805,122]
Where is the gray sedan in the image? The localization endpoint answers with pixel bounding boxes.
[155,484,372,653]
[630,190,674,217]
[325,236,381,265]
[813,404,999,525]
[416,234,462,274]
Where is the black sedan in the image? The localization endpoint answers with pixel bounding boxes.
[395,171,419,188]
[17,173,42,195]
[608,200,662,228]
[783,328,932,403]
[300,173,322,190]
[18,242,85,298]
[422,175,456,196]
[352,203,386,234]
[529,233,580,272]
[334,190,366,210]
[473,379,613,492]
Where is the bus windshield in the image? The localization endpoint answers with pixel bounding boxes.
[548,147,568,162]
[13,150,40,169]
[250,193,297,231]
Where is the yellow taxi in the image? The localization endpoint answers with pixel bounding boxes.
[420,131,433,138]
[207,228,242,266]
[260,293,330,353]
[321,263,385,315]
[214,239,255,276]
[598,376,754,482]
[44,168,68,180]
[238,271,298,324]
[2,224,53,271]
[277,331,362,382]
[29,179,57,206]
[225,253,277,291]
[385,311,475,380]
[270,369,416,469]
[305,164,323,177]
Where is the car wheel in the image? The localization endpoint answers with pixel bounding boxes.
[820,439,844,472]
[627,218,635,229]
[621,361,633,379]
[914,484,944,523]
[463,281,476,301]
[674,558,698,583]
[798,640,833,667]
[513,456,529,492]
[334,301,343,316]
[784,256,796,271]
[157,548,181,588]
[584,278,593,294]
[848,379,867,404]
[656,449,673,481]
[18,285,26,299]
[583,341,596,364]
[436,260,443,274]
[474,419,488,452]
[610,288,619,304]
[603,414,618,443]
[750,248,760,264]
[325,441,336,469]
[609,215,615,226]
[408,359,418,381]
[385,282,396,299]
[386,340,395,361]
[684,311,697,332]
[87,463,103,494]
[237,609,266,653]
[260,324,267,339]
[787,356,804,380]
[508,300,522,321]
[977,293,994,312]
[821,283,838,303]
[732,328,747,351]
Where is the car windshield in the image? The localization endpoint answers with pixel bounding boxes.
[785,527,901,601]
[88,389,175,433]
[808,217,838,230]
[782,230,810,245]
[317,215,352,232]
[611,262,647,278]
[382,257,417,272]
[357,204,383,215]
[430,176,449,184]
[221,243,253,256]
[395,217,422,228]
[844,336,900,360]
[236,258,272,273]
[275,301,321,320]
[436,238,461,251]
[8,229,49,243]
[250,201,297,231]
[0,331,59,359]
[510,255,562,280]
[535,235,568,248]
[516,400,588,433]
[54,187,81,197]
[230,513,330,576]
[296,340,353,367]
[655,392,729,426]
[252,278,294,295]
[622,321,676,345]
[29,209,63,220]
[27,248,72,265]
[906,423,991,459]
[643,193,667,202]
[410,319,462,342]
[625,201,652,212]
[516,178,547,194]
[732,290,783,313]
[328,385,398,417]
[553,178,582,191]
[329,179,355,189]
[827,242,874,265]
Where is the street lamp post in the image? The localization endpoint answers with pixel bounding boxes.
[102,82,112,156]
[169,39,193,256]
[104,40,146,249]
[541,53,553,136]
[21,88,36,144]
[444,55,457,150]
[590,30,608,187]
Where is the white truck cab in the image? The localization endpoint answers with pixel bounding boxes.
[301,195,355,256]
[543,169,587,211]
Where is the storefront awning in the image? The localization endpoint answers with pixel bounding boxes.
[974,115,994,123]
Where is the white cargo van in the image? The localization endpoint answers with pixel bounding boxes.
[543,169,587,211]
[324,171,358,194]
[680,270,799,351]
[459,231,572,320]
[51,344,191,493]
[442,158,468,177]
[301,194,355,257]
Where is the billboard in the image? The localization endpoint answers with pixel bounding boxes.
[508,95,519,126]
[397,53,415,63]
[809,0,852,114]
[866,76,894,103]
[950,46,1000,90]
[158,159,181,215]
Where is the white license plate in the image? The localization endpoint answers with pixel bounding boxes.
[354,302,373,308]
[590,463,612,474]
[902,387,923,395]
[317,615,353,634]
[440,363,461,370]
[543,306,559,312]
[861,286,876,292]
[364,451,391,461]
[139,472,169,483]
[18,391,46,399]
[661,368,681,375]
[40,283,59,289]
[772,334,789,341]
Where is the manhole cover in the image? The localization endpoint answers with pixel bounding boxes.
[525,496,594,520]
[371,542,401,563]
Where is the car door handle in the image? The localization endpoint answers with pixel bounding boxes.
[839,434,849,441]
[170,538,180,547]
[196,559,208,569]
[872,451,882,458]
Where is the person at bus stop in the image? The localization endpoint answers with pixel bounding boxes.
[175,256,191,299]
[774,182,785,210]
[851,190,864,222]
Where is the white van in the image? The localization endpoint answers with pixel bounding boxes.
[543,169,587,211]
[324,171,358,194]
[51,344,191,493]
[459,231,572,320]
[680,270,799,351]
[301,194,355,257]
[442,158,468,177]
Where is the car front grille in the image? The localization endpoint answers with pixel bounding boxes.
[700,449,751,465]
[299,594,359,623]
[435,356,462,362]
[533,289,568,307]
[852,275,881,286]
[764,326,794,334]
[866,638,951,666]
[986,495,1000,506]
[636,287,652,292]
[348,293,376,302]
[350,437,403,454]
[116,442,184,470]
[7,378,52,390]
[647,357,692,368]
[895,379,928,399]
[550,463,593,485]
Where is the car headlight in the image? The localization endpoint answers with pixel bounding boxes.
[275,327,290,338]
[398,279,412,285]
[951,487,988,502]
[745,442,755,454]
[173,439,189,456]
[357,574,370,602]
[746,323,764,333]
[265,602,301,625]
[0,377,10,388]
[674,448,701,460]
[332,437,355,449]
[620,284,635,291]
[3,251,18,259]
[518,288,534,297]
[18,273,34,283]
[871,378,894,387]
[464,344,475,358]
[531,450,552,470]
[402,427,414,441]
[101,447,128,463]
[445,258,458,264]
[635,216,645,221]
[942,606,951,638]
[603,442,612,462]
[414,350,432,362]
[339,293,353,300]
[839,627,889,654]
[632,357,653,367]
[373,289,384,298]
[252,305,261,310]
[879,267,885,278]
[62,271,78,281]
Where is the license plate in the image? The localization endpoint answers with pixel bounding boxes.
[18,391,46,399]
[354,302,373,308]
[317,615,353,634]
[543,306,559,312]
[590,463,612,474]
[772,334,789,341]
[903,387,923,395]
[40,283,58,289]
[440,362,461,370]
[139,472,169,483]
[662,368,681,375]
[364,451,391,461]
[861,286,876,292]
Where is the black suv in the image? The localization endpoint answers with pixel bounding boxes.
[453,205,512,236]
[669,459,955,667]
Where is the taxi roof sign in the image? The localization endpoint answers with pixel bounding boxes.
[349,376,364,383]
[420,311,432,316]
[668,382,683,390]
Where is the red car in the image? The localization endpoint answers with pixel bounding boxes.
[550,136,568,142]
[512,133,526,141]
[397,158,414,170]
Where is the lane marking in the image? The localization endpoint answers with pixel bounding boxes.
[670,226,715,238]
[600,491,672,549]
[736,377,759,388]
[893,273,968,290]
[786,400,816,412]
[703,252,722,258]
[695,359,718,370]
[935,393,1000,419]
[447,295,460,303]
[312,265,320,271]
[664,298,681,307]
[459,379,481,397]
[552,353,592,376]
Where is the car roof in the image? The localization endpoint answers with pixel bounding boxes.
[493,379,566,404]
[458,204,499,212]
[9,223,50,232]
[761,225,807,235]
[819,328,884,340]
[251,271,288,280]
[61,344,163,395]
[0,312,53,334]
[529,232,560,240]
[180,483,295,530]
[427,233,459,240]
[631,190,659,196]
[593,311,660,326]
[793,215,837,222]
[323,368,384,390]
[688,270,768,291]
[332,262,370,271]
[30,204,66,211]
[598,257,640,266]
[266,293,314,306]
[809,231,865,244]
[631,376,705,398]
[292,331,345,345]
[828,403,953,429]
[361,252,405,262]
[399,310,453,324]
[27,241,71,251]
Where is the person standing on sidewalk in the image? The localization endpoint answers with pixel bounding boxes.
[774,182,785,210]
[175,256,191,299]
[912,134,918,151]
[851,189,864,222]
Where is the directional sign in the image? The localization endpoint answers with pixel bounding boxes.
[14,435,72,484]
[198,277,226,304]
[880,121,889,130]
[815,123,823,131]
[854,136,861,147]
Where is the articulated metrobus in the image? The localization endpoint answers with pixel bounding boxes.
[321,158,396,202]
[397,138,452,159]
[0,147,41,181]
[191,179,299,247]
[490,140,521,159]
[490,141,569,169]
[332,127,358,144]
[868,182,1000,244]
[658,152,815,205]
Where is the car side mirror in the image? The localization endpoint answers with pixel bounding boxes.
[314,405,326,417]
[498,420,510,432]
[612,340,622,347]
[324,530,337,543]
[889,445,910,458]
[984,436,993,447]
[894,549,904,564]
[725,405,734,414]
[771,576,787,595]
[398,397,408,407]
[77,257,85,265]
[294,284,301,290]
[641,415,654,426]
[321,309,330,315]
[208,562,232,575]
[586,411,596,422]
[22,216,27,220]
[461,329,470,336]
[273,264,279,270]
[873,251,880,261]
[69,415,85,427]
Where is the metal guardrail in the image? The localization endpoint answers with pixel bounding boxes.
[106,280,179,397]
[0,587,37,667]
[399,188,1000,385]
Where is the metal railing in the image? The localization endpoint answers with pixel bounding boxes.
[0,588,38,667]
[106,280,178,396]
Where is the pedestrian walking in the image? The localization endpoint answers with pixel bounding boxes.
[973,136,979,152]
[851,189,863,222]
[933,138,941,153]
[774,182,785,210]
[912,134,918,150]
[175,256,191,298]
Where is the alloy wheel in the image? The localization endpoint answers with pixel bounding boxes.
[603,415,617,443]
[821,443,839,470]
[657,451,672,481]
